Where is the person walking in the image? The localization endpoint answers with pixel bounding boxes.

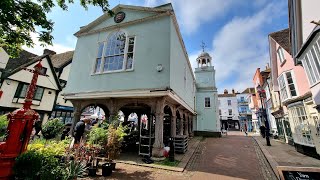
[74,119,86,143]
[32,119,42,139]
[260,125,266,138]
[244,123,248,136]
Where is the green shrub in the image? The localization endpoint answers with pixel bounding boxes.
[88,127,108,146]
[28,138,71,157]
[42,118,64,139]
[14,150,66,180]
[0,115,8,138]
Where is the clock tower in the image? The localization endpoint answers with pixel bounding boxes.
[194,47,220,136]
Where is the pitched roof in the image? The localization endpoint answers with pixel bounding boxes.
[50,51,74,68]
[241,88,255,94]
[3,50,37,73]
[75,3,172,36]
[0,50,62,91]
[269,28,291,55]
[218,94,236,97]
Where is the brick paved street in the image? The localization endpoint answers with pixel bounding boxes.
[83,132,273,180]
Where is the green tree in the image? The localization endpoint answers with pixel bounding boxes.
[0,0,113,57]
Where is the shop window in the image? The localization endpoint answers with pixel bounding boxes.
[289,106,314,146]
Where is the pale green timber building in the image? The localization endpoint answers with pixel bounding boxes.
[64,3,220,157]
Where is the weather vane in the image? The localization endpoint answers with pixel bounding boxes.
[200,41,206,52]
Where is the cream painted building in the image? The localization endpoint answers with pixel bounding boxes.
[0,50,61,123]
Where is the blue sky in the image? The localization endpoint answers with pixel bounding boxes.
[24,0,288,93]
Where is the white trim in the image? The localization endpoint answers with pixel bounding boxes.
[91,30,136,75]
[64,89,196,114]
[277,70,298,102]
[277,47,285,64]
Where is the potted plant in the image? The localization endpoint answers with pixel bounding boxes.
[41,118,64,140]
[105,123,127,170]
[86,145,101,177]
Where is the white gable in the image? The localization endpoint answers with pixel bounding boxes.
[8,58,59,90]
[0,47,9,69]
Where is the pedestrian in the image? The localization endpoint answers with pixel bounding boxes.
[244,123,248,136]
[61,128,70,141]
[83,119,92,141]
[74,119,86,144]
[32,119,42,139]
[260,125,266,138]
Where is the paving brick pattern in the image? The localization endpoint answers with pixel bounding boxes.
[82,133,269,180]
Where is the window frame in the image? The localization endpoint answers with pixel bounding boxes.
[228,109,232,116]
[301,36,320,86]
[277,47,286,64]
[227,100,231,106]
[277,70,298,102]
[14,82,45,101]
[204,97,211,108]
[92,30,136,75]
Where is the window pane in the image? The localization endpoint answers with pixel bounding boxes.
[95,58,101,73]
[97,43,104,58]
[305,55,317,83]
[126,53,133,69]
[34,87,44,100]
[20,84,28,98]
[103,31,126,72]
[286,72,296,97]
[309,50,320,81]
[128,44,134,52]
[302,59,313,85]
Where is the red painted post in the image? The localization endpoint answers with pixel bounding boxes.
[0,60,44,179]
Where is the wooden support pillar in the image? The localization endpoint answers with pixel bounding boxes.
[189,114,193,136]
[152,98,165,157]
[179,110,184,136]
[70,101,81,136]
[184,112,189,136]
[171,106,177,138]
[171,115,177,137]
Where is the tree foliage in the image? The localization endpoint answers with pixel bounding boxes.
[0,0,113,57]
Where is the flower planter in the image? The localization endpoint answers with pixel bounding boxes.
[88,167,97,177]
[102,163,112,176]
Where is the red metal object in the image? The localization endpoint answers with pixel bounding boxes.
[0,60,44,179]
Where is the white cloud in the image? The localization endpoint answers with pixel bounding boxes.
[22,32,76,55]
[188,1,286,93]
[167,0,238,34]
[144,0,158,7]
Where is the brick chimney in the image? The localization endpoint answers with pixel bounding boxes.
[43,49,56,55]
[232,89,235,94]
[224,89,228,94]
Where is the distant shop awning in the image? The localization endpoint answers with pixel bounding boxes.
[54,105,74,111]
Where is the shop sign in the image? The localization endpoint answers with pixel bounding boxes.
[277,166,320,180]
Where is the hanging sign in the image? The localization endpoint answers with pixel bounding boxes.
[114,12,126,23]
[277,166,320,180]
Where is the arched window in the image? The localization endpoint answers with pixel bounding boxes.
[94,30,135,73]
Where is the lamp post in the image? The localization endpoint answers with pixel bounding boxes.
[257,85,271,146]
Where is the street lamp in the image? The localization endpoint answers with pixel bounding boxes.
[256,85,271,146]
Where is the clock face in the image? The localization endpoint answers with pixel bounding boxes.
[199,77,209,84]
[114,12,126,23]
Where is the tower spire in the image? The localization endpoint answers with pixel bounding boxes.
[200,41,206,52]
